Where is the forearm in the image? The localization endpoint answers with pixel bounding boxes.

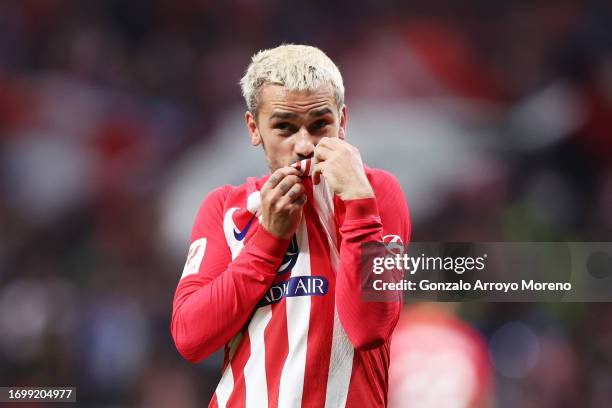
[336,198,402,350]
[171,228,289,362]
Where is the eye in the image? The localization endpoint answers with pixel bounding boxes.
[309,119,329,132]
[275,122,297,133]
[314,120,328,128]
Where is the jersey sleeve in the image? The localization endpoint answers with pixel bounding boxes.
[335,169,411,350]
[171,186,291,362]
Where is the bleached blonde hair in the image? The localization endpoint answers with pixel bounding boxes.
[239,44,345,117]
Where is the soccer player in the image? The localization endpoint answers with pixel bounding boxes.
[171,44,411,407]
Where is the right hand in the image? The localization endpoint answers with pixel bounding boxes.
[260,167,307,239]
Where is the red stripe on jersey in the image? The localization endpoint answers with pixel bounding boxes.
[209,393,219,408]
[304,159,311,177]
[264,299,289,407]
[301,201,335,405]
[225,330,250,408]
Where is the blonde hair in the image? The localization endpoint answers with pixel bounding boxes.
[239,44,345,116]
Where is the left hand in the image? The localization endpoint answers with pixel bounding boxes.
[313,137,375,201]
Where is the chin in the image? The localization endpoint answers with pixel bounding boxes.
[267,161,284,172]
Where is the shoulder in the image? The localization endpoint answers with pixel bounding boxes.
[365,166,399,180]
[191,183,244,238]
[196,175,263,217]
[365,166,410,214]
[365,167,404,195]
[365,166,411,240]
[194,183,242,224]
[199,185,235,211]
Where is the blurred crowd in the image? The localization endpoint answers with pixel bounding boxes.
[1,0,612,407]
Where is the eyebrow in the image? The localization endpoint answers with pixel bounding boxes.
[269,107,334,122]
[269,111,299,121]
[308,107,334,118]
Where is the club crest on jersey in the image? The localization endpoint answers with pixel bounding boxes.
[383,234,404,256]
[258,276,328,307]
[277,235,298,275]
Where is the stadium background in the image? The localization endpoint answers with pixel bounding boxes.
[1,0,611,406]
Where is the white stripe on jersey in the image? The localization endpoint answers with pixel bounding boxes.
[278,219,311,406]
[324,307,354,408]
[312,178,340,269]
[312,170,355,408]
[243,306,272,408]
[215,332,242,407]
[215,364,234,408]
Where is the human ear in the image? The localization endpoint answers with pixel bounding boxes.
[245,111,262,146]
[338,105,347,140]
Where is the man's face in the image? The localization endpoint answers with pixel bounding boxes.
[245,83,347,171]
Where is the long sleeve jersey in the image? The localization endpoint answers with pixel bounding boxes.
[171,167,411,407]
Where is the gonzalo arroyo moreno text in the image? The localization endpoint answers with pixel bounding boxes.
[370,253,572,294]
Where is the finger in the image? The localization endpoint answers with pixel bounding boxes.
[312,161,325,177]
[275,190,304,213]
[282,183,305,205]
[271,181,302,210]
[314,145,330,162]
[268,175,300,203]
[263,167,300,192]
[318,136,343,149]
[274,175,300,196]
[270,167,300,188]
[317,136,333,147]
[284,193,307,212]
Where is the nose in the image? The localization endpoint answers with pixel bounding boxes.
[294,127,315,159]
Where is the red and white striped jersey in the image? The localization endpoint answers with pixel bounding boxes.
[171,166,411,407]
